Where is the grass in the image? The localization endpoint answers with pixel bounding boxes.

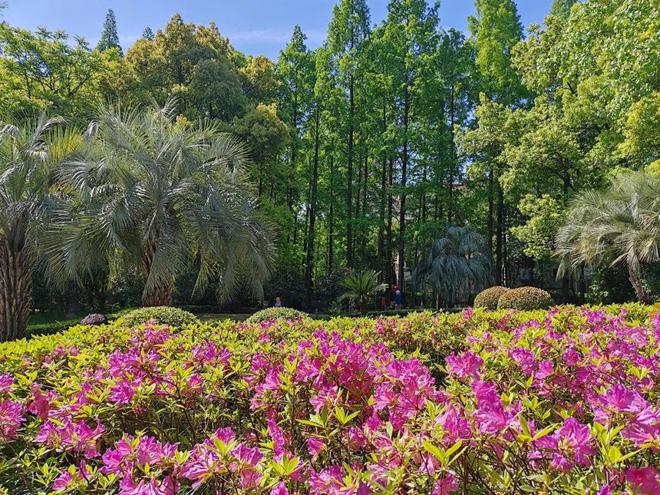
[28,309,251,335]
[28,308,130,336]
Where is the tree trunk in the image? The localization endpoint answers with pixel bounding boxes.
[487,164,494,258]
[397,81,410,296]
[304,107,321,308]
[379,101,388,280]
[447,83,456,225]
[141,242,174,307]
[142,284,173,307]
[387,157,394,287]
[328,154,335,274]
[495,178,504,285]
[628,263,651,304]
[0,243,32,341]
[346,74,355,268]
[354,146,362,263]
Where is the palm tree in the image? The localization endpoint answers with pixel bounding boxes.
[339,270,388,314]
[0,116,80,340]
[412,225,492,308]
[556,170,660,304]
[47,101,274,307]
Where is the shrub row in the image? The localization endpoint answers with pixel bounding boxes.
[474,285,555,310]
[0,304,656,494]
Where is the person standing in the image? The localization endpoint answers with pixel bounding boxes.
[273,296,282,307]
[394,290,403,310]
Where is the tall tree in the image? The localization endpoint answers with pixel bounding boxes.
[97,9,123,55]
[124,15,246,121]
[467,0,525,285]
[380,0,440,294]
[0,24,120,121]
[326,0,370,267]
[0,116,80,340]
[276,26,315,251]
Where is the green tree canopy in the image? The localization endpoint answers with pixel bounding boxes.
[97,9,122,55]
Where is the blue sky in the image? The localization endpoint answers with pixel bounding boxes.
[3,0,554,59]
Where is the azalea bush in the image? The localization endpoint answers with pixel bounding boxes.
[114,306,199,328]
[246,307,309,323]
[0,305,657,494]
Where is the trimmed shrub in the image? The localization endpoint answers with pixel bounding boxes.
[115,306,199,328]
[80,313,107,326]
[245,307,308,323]
[474,286,510,310]
[497,286,554,310]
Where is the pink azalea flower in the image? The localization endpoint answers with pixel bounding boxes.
[509,347,536,374]
[271,482,289,495]
[36,417,105,458]
[433,472,460,494]
[28,384,57,420]
[601,384,649,414]
[309,466,343,494]
[0,374,14,394]
[446,352,483,379]
[622,407,659,447]
[536,418,594,472]
[307,436,325,458]
[472,381,508,435]
[0,399,24,441]
[626,466,660,495]
[52,470,73,492]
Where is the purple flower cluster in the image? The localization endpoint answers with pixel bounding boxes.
[0,306,656,494]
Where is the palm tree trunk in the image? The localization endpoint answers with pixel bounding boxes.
[0,243,32,341]
[628,263,651,304]
[141,242,174,307]
[142,284,173,307]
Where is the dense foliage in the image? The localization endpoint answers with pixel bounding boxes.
[0,305,657,494]
[1,0,657,318]
[498,286,555,310]
[245,307,309,323]
[115,307,199,328]
[556,171,660,305]
[473,286,510,309]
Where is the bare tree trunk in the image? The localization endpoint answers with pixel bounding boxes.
[386,157,394,287]
[346,74,355,268]
[304,106,320,308]
[0,243,32,341]
[495,179,504,285]
[398,82,410,296]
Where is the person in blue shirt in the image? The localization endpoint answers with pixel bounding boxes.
[394,290,403,309]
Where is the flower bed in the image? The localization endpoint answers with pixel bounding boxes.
[0,305,657,494]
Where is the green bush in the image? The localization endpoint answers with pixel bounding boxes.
[115,306,199,328]
[497,286,554,310]
[245,307,308,323]
[473,286,510,310]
